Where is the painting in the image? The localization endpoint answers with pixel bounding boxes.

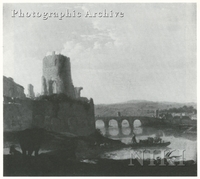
[3,2,197,176]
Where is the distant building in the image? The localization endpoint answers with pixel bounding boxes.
[117,111,121,117]
[155,109,159,118]
[191,114,197,120]
[172,112,186,117]
[3,76,26,99]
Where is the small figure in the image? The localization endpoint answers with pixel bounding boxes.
[153,132,162,143]
[132,134,137,144]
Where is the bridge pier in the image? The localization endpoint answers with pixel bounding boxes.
[103,120,110,137]
[117,119,124,136]
[118,123,123,136]
[127,119,134,130]
[104,128,109,137]
[117,120,122,129]
[104,120,109,129]
[129,126,134,137]
[125,119,134,136]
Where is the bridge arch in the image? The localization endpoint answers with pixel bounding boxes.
[109,119,118,128]
[133,119,142,128]
[109,128,119,136]
[133,127,143,135]
[95,119,105,128]
[121,119,130,127]
[122,127,131,135]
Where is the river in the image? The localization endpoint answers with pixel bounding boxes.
[96,121,197,163]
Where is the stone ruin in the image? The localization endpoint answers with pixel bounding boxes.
[27,84,35,99]
[3,52,95,136]
[41,51,84,100]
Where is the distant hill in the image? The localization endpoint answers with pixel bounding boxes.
[95,100,197,117]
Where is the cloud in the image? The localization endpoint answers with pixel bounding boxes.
[61,41,85,59]
[80,5,90,13]
[93,41,102,49]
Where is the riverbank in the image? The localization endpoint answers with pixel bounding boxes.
[3,129,197,176]
[4,154,197,176]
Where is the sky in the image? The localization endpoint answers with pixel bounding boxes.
[3,3,197,104]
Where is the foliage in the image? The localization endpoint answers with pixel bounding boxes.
[160,105,197,114]
[35,93,91,108]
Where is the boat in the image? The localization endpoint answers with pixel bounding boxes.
[131,141,171,148]
[129,135,171,148]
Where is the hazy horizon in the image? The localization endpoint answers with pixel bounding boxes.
[3,3,197,104]
[95,99,197,105]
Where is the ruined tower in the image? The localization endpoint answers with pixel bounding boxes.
[41,52,75,97]
[27,84,35,99]
[74,87,83,98]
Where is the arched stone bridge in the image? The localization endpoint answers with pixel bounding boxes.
[95,116,164,138]
[95,116,162,129]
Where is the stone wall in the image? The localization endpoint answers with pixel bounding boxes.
[3,96,95,136]
[32,97,95,136]
[3,76,26,99]
[3,99,33,131]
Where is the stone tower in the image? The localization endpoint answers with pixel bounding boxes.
[27,84,35,99]
[41,52,75,97]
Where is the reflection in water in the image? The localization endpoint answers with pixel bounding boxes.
[102,136,197,163]
[96,122,197,162]
[133,119,142,128]
[109,128,119,136]
[133,127,143,135]
[122,127,131,135]
[157,130,165,137]
[96,122,143,137]
[100,128,106,135]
